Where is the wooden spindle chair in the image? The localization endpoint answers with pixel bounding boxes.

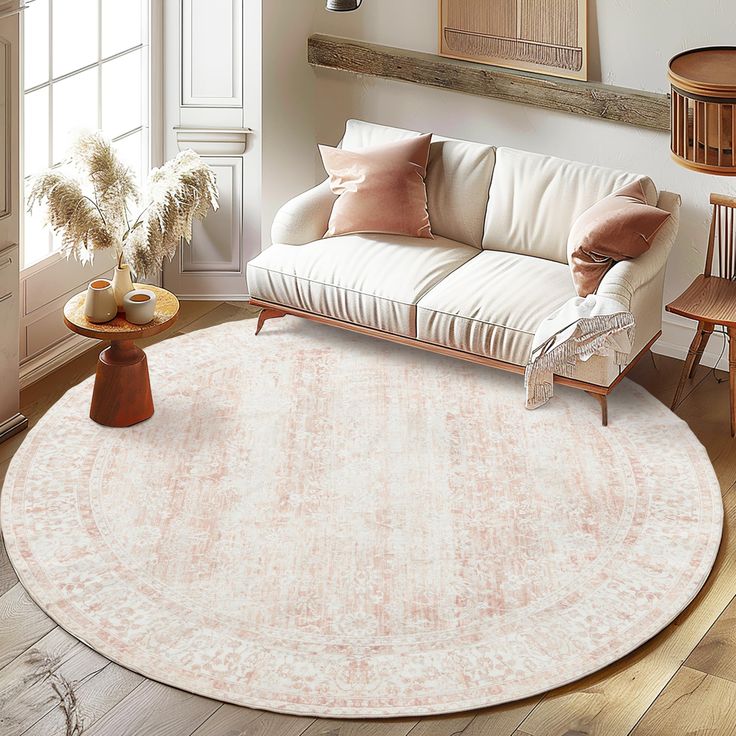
[667,193,736,435]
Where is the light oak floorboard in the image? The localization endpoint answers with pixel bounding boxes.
[20,662,143,736]
[83,680,220,736]
[191,706,313,736]
[684,594,736,683]
[177,302,259,334]
[298,718,416,736]
[225,300,261,315]
[407,714,475,736]
[0,311,735,736]
[176,298,227,326]
[440,699,540,736]
[0,627,108,736]
[0,585,56,670]
[630,666,736,736]
[0,535,19,595]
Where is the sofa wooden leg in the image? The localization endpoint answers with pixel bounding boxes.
[255,308,286,335]
[586,391,608,426]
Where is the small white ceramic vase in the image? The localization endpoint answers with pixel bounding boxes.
[123,289,157,325]
[84,279,118,323]
[111,263,135,311]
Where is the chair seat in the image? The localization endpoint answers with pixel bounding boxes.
[247,234,479,337]
[415,250,576,366]
[666,274,736,327]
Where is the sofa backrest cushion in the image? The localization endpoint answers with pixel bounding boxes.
[482,147,658,264]
[340,119,495,248]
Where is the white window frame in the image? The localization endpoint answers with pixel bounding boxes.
[18,0,163,379]
[21,0,163,275]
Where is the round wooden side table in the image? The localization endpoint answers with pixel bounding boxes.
[64,285,180,427]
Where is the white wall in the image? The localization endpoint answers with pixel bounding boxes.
[239,1,320,260]
[306,0,736,366]
[260,2,319,247]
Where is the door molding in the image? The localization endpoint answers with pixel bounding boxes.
[181,0,242,108]
[163,0,248,299]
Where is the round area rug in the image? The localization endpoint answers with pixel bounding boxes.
[1,318,723,718]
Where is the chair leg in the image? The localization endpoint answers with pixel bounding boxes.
[671,321,709,410]
[728,326,736,438]
[586,391,608,426]
[255,308,286,335]
[688,322,714,378]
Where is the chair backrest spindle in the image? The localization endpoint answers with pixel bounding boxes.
[708,193,736,280]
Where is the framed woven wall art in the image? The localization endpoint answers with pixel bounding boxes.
[439,0,588,81]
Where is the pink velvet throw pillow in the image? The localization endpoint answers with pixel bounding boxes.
[568,180,671,297]
[319,134,433,239]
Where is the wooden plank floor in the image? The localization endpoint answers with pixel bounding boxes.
[0,302,735,736]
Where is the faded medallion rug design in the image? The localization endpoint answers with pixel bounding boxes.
[1,318,723,717]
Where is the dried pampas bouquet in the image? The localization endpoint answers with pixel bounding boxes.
[28,132,219,278]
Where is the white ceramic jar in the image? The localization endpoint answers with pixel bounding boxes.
[84,279,118,323]
[111,264,135,310]
[123,289,157,325]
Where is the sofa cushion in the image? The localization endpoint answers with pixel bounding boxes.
[320,134,433,239]
[247,234,478,337]
[416,250,576,366]
[482,147,658,264]
[568,180,672,297]
[340,119,495,248]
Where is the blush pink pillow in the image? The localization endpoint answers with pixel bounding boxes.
[568,180,671,297]
[319,134,433,239]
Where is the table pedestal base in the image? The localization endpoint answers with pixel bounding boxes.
[90,340,154,427]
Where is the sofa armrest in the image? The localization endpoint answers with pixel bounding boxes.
[270,179,337,246]
[596,191,682,309]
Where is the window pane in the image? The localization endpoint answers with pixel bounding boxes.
[101,50,143,139]
[113,130,145,185]
[24,0,49,90]
[52,0,98,78]
[23,195,53,269]
[101,0,143,58]
[22,0,150,272]
[52,68,99,164]
[23,87,49,175]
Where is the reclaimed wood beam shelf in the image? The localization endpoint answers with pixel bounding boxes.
[308,34,671,132]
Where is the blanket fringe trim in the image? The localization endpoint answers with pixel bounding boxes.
[525,312,635,410]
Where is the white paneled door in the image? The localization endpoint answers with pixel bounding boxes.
[19,0,159,380]
[0,6,27,442]
[162,0,249,299]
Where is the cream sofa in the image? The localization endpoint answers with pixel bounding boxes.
[247,120,681,421]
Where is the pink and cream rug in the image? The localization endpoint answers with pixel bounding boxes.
[1,319,723,717]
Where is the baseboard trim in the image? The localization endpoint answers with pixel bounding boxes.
[654,335,730,372]
[20,334,97,390]
[0,413,28,443]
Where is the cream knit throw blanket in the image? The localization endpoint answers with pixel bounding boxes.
[525,295,635,410]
